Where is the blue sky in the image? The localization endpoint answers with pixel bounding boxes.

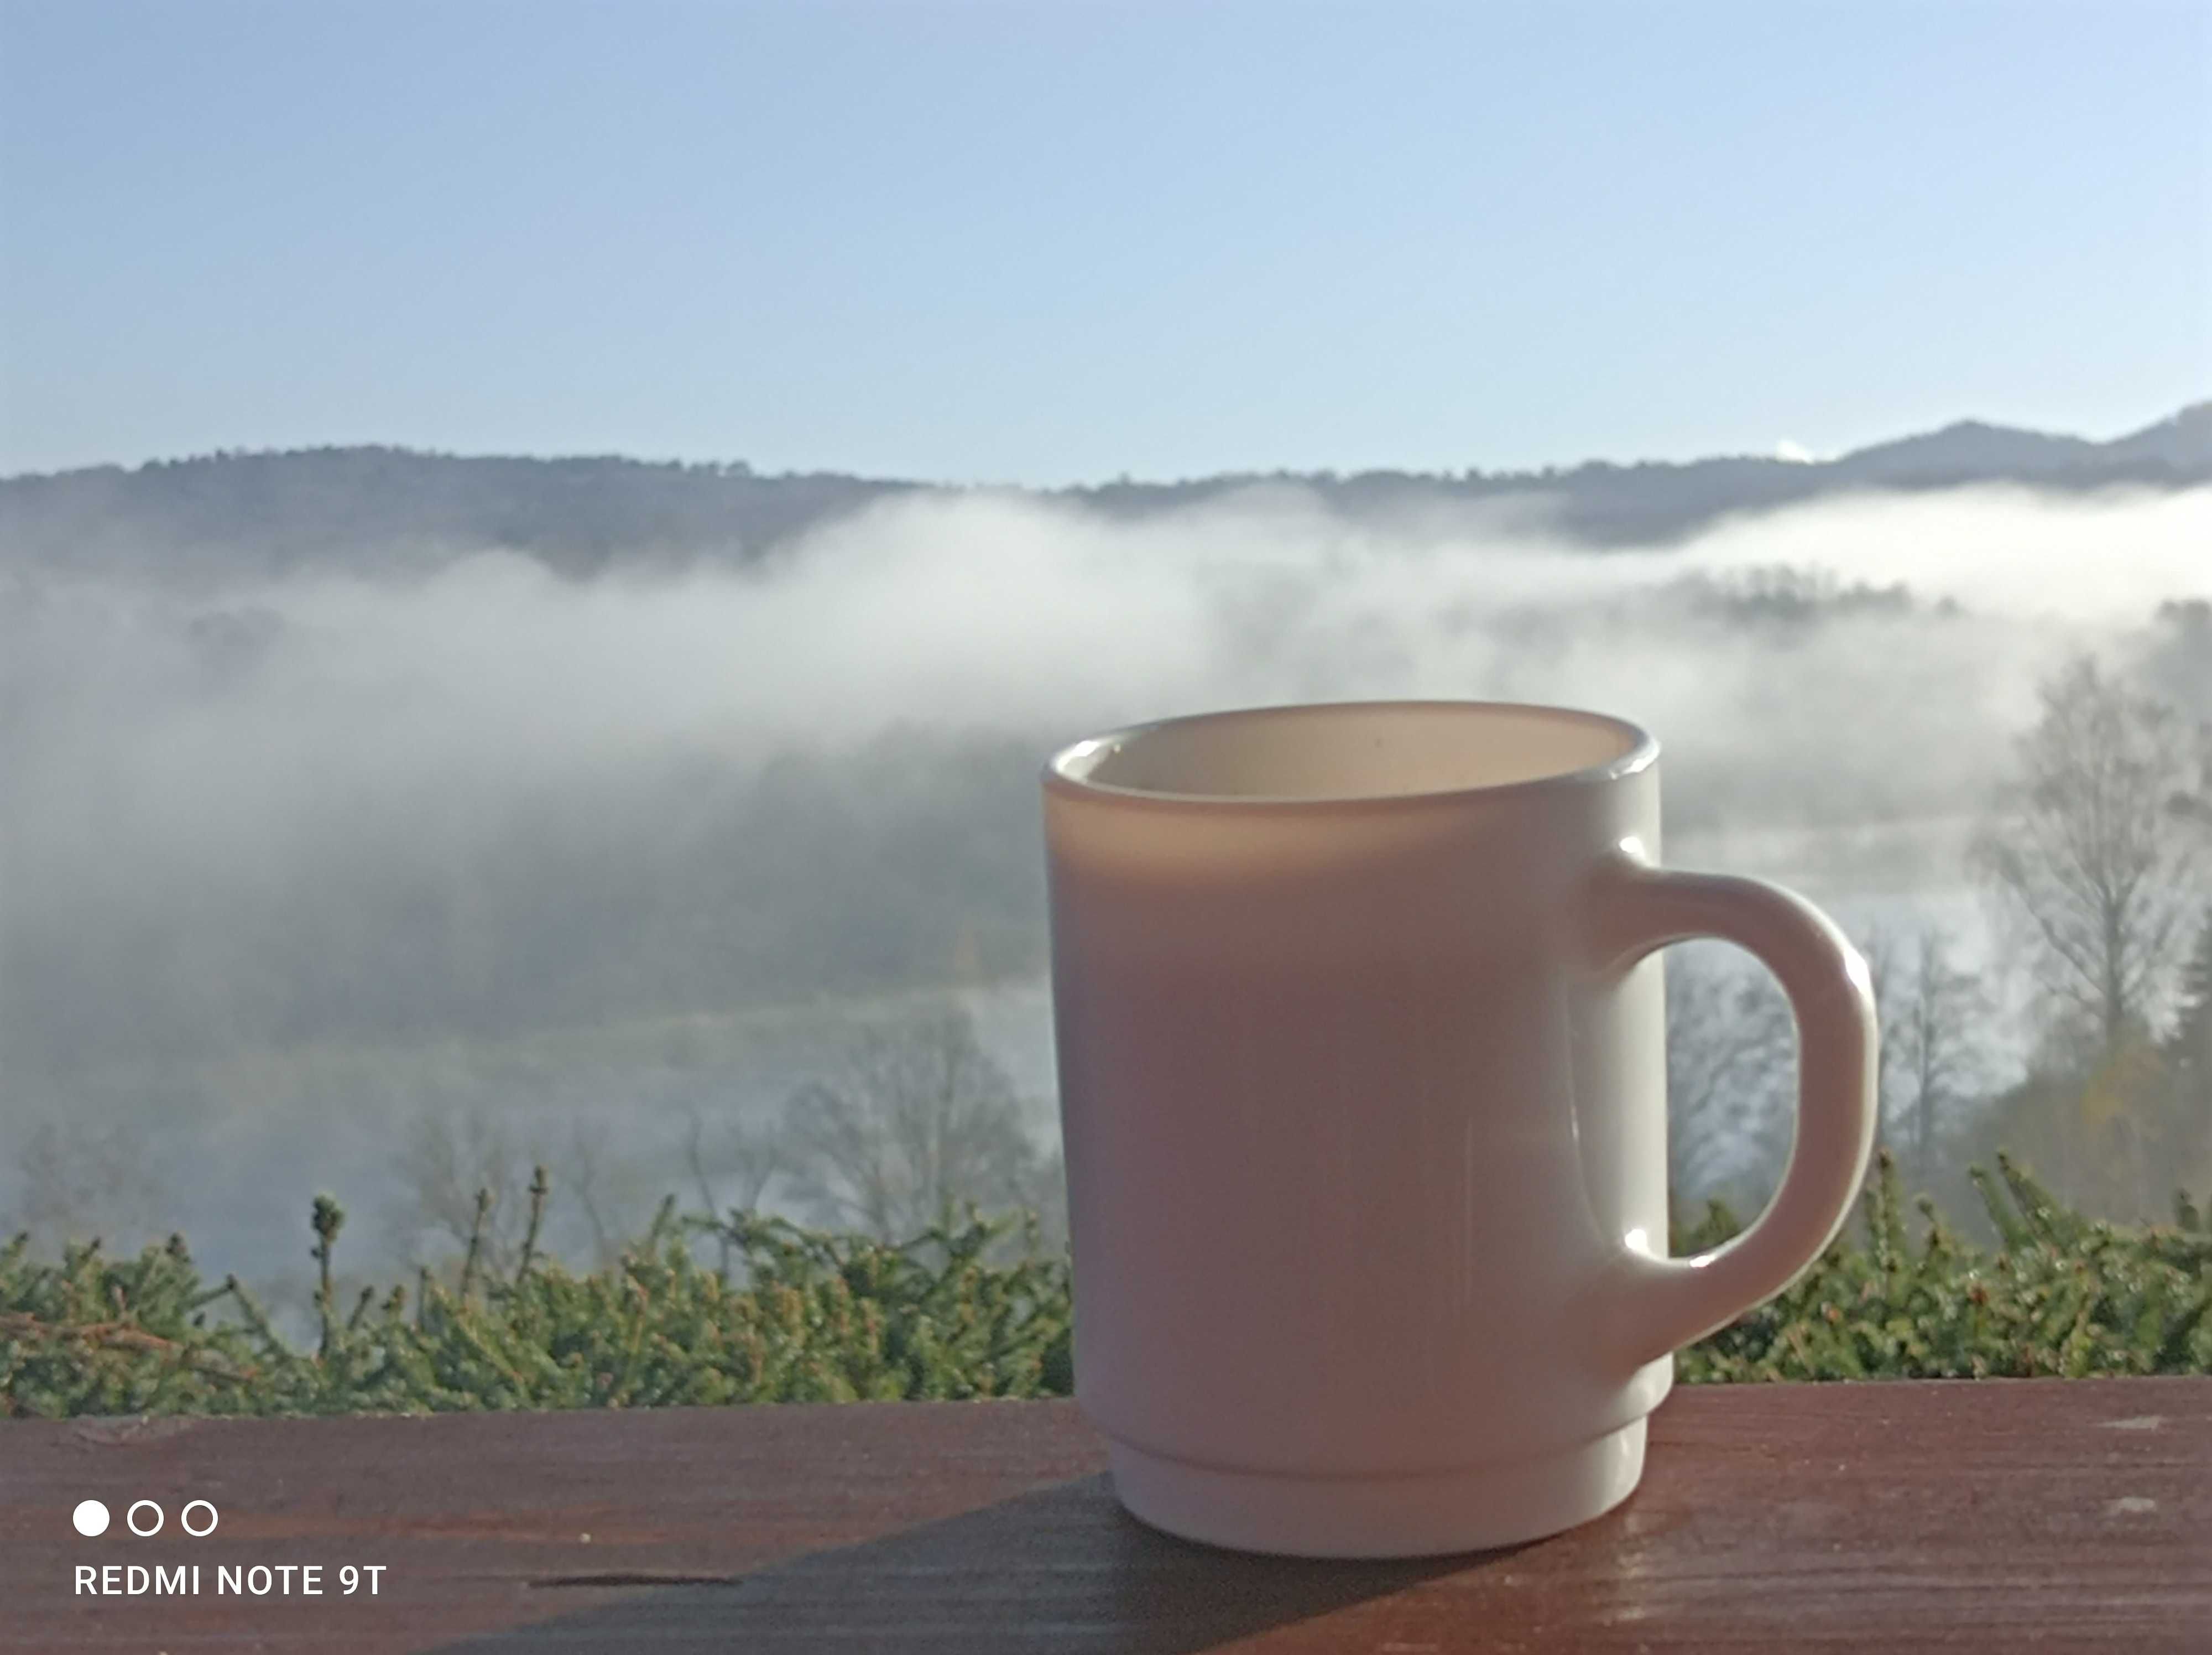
[1,1,2205,483]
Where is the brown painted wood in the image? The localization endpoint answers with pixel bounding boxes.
[1,1379,2206,1652]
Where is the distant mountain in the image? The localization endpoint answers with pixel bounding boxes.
[2101,402,2212,470]
[1825,420,2098,483]
[2,405,2203,584]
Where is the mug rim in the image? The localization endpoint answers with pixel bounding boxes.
[1042,699,1660,811]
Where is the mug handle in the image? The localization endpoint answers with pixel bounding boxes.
[1579,838,1880,1373]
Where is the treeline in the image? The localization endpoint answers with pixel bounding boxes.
[0,448,912,581]
[379,1005,1066,1281]
[4,404,2204,583]
[1673,641,2212,1231]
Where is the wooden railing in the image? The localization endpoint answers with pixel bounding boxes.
[4,1377,2208,1651]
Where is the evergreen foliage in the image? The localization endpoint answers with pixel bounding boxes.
[1,1175,1070,1419]
[3,1152,2203,1419]
[1681,1152,2212,1381]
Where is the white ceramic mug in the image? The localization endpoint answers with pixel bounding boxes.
[1042,700,1876,1558]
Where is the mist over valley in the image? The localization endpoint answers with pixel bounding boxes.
[3,407,2209,1308]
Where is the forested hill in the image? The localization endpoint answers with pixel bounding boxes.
[0,451,915,583]
[2,403,2205,583]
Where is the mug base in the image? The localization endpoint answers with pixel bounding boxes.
[1107,1418,1646,1559]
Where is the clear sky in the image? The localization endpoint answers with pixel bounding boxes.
[1,0,2205,484]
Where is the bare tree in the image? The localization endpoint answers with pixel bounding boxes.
[682,1111,785,1217]
[1971,657,2202,1059]
[682,1110,788,1273]
[1664,945,1796,1210]
[389,1106,530,1277]
[778,1004,1052,1241]
[1881,927,1997,1190]
[1856,926,1905,1140]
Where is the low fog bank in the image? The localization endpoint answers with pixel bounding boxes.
[2,480,2208,1289]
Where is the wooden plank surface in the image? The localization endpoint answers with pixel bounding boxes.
[1,1378,2206,1652]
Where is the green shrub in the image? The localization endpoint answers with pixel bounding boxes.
[1,1184,1070,1419]
[1678,1151,2212,1381]
[2,1152,2204,1418]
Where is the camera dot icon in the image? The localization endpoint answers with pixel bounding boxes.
[72,1500,110,1537]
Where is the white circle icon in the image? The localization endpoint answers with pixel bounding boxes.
[180,1500,218,1537]
[126,1500,164,1537]
[72,1500,110,1537]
